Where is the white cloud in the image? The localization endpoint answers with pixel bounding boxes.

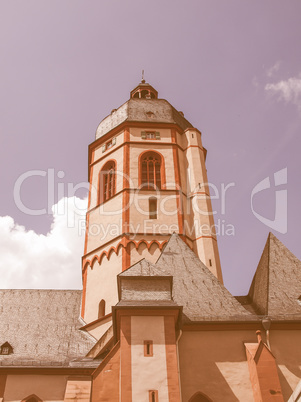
[265,74,301,112]
[252,76,259,88]
[267,61,281,78]
[0,197,87,289]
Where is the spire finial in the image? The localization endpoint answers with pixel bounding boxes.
[141,69,145,84]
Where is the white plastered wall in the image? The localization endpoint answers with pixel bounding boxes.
[131,316,169,402]
[84,247,122,324]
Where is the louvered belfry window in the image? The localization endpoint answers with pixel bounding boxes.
[101,161,116,202]
[141,152,161,189]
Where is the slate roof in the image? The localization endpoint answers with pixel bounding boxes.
[95,98,193,139]
[1,234,299,370]
[126,234,258,323]
[242,233,301,319]
[0,290,97,367]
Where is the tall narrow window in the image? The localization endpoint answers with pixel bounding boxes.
[149,198,157,219]
[144,340,153,356]
[149,390,158,402]
[98,299,106,318]
[141,152,162,189]
[100,161,116,203]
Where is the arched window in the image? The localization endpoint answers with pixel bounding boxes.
[132,89,157,99]
[22,395,42,402]
[99,161,116,203]
[98,299,106,318]
[189,392,212,402]
[140,152,162,190]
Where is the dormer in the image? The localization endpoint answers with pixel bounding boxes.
[0,341,13,355]
[117,259,173,303]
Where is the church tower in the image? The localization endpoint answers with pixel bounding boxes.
[1,80,300,402]
[81,80,223,327]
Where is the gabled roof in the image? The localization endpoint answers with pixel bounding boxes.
[248,233,301,320]
[155,234,256,323]
[0,289,97,367]
[247,233,301,318]
[117,258,175,308]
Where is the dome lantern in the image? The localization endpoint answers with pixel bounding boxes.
[130,78,158,99]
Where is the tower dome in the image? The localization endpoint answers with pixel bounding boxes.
[95,81,193,139]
